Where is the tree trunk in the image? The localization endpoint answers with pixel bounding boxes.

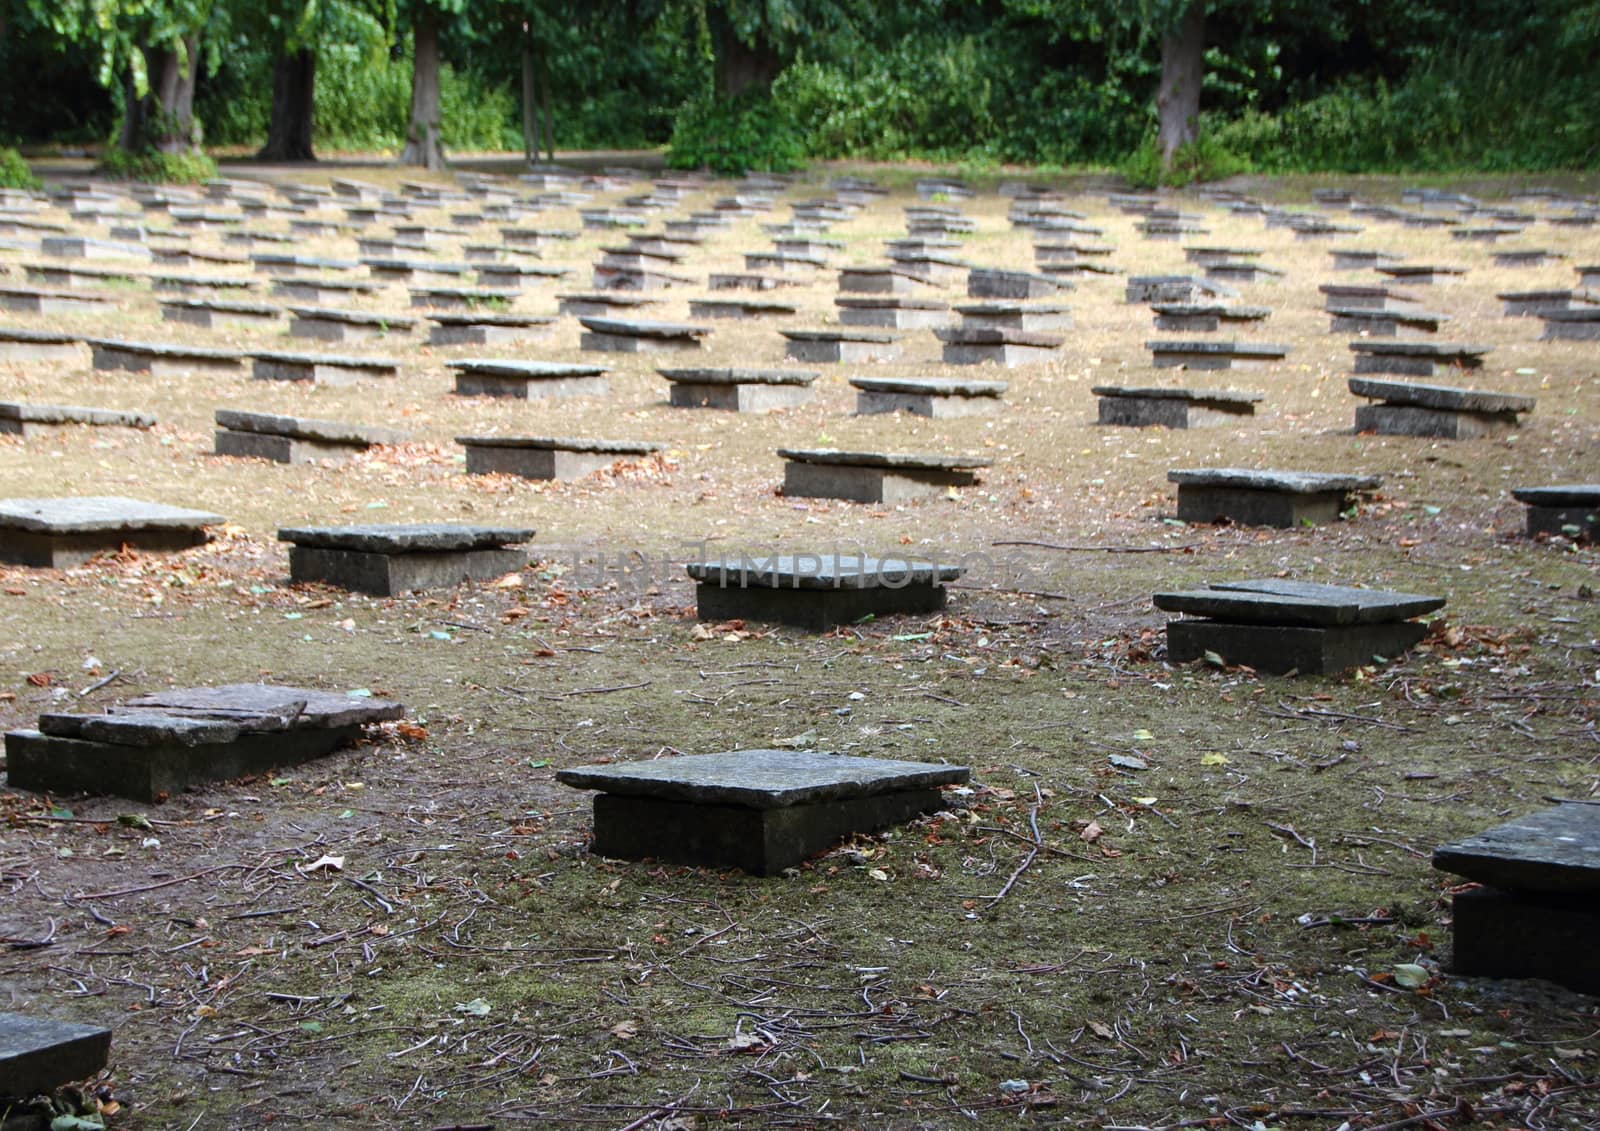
[400,6,445,169]
[258,48,317,162]
[521,33,539,167]
[540,49,554,160]
[708,8,781,98]
[122,34,203,154]
[1156,3,1205,168]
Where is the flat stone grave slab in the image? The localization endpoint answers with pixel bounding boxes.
[1319,283,1420,311]
[687,554,966,633]
[1348,340,1490,377]
[150,246,248,269]
[1148,340,1289,369]
[1092,385,1263,428]
[288,305,416,343]
[1349,375,1533,438]
[5,683,404,801]
[579,316,709,353]
[1203,262,1286,285]
[591,262,696,291]
[1125,275,1236,303]
[1167,467,1383,527]
[0,401,155,437]
[408,286,519,311]
[21,262,145,288]
[146,273,259,297]
[249,350,401,385]
[1329,307,1448,335]
[558,748,970,874]
[1493,249,1564,268]
[1451,226,1523,242]
[954,301,1072,332]
[1155,578,1445,674]
[658,367,818,412]
[778,448,990,503]
[476,263,570,289]
[457,434,663,480]
[270,278,381,303]
[250,253,357,276]
[1151,303,1270,332]
[88,338,244,378]
[1184,246,1263,266]
[689,297,798,321]
[556,292,661,317]
[967,268,1066,300]
[709,271,802,292]
[450,359,609,400]
[1510,484,1600,540]
[837,266,934,295]
[160,296,282,329]
[278,523,534,596]
[1330,249,1404,271]
[0,326,85,363]
[355,235,429,257]
[936,325,1061,366]
[0,285,118,315]
[1499,289,1599,316]
[1539,309,1600,341]
[781,328,902,364]
[1432,803,1600,994]
[362,258,471,286]
[0,496,223,567]
[214,408,407,464]
[40,235,151,261]
[744,250,825,274]
[427,312,555,346]
[851,376,1006,418]
[834,296,951,330]
[0,1013,112,1099]
[1376,264,1467,285]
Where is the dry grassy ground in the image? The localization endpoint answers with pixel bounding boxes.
[0,162,1596,1130]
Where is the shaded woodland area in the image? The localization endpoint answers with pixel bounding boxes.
[1,0,1597,183]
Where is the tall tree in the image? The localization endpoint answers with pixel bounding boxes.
[399,0,464,169]
[257,0,320,161]
[1155,2,1203,164]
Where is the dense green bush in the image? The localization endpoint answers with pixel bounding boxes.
[1120,128,1251,188]
[99,148,218,184]
[666,92,805,174]
[0,147,41,190]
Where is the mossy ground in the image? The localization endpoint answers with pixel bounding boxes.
[0,161,1596,1129]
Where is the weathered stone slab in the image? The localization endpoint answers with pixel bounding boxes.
[1499,289,1600,317]
[0,401,155,437]
[21,262,145,288]
[851,376,1006,418]
[1376,264,1467,284]
[967,268,1064,300]
[558,748,969,873]
[123,683,402,728]
[1330,307,1448,335]
[250,253,357,275]
[1168,468,1383,527]
[0,285,117,315]
[689,298,798,320]
[426,313,555,346]
[248,351,400,385]
[0,1013,112,1098]
[689,555,965,630]
[1435,804,1600,895]
[834,296,951,330]
[1184,246,1263,266]
[936,326,1061,367]
[1148,340,1288,369]
[1204,262,1284,284]
[286,306,415,344]
[1538,309,1600,340]
[778,449,988,502]
[1125,275,1236,304]
[1319,283,1420,311]
[0,326,85,363]
[270,278,381,303]
[449,360,609,400]
[1347,375,1524,412]
[1155,580,1443,627]
[837,266,933,295]
[658,367,818,412]
[214,408,406,464]
[1492,249,1564,268]
[458,435,663,480]
[1511,483,1599,539]
[782,329,902,364]
[41,235,151,261]
[1348,341,1490,378]
[362,258,471,286]
[1092,385,1262,428]
[1330,249,1404,271]
[88,338,244,377]
[279,524,533,595]
[954,302,1072,332]
[578,316,709,353]
[0,496,223,567]
[42,712,243,747]
[408,286,519,311]
[1151,304,1270,332]
[160,297,282,328]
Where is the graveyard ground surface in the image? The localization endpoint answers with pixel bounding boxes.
[0,161,1597,1130]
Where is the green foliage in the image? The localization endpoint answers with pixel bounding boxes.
[0,148,43,191]
[1120,128,1250,188]
[665,91,804,175]
[99,146,218,182]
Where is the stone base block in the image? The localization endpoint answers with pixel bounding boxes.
[590,787,945,874]
[1525,504,1599,540]
[580,331,699,353]
[162,307,279,329]
[0,1013,112,1099]
[855,391,1000,418]
[1155,314,1221,332]
[251,359,391,385]
[1450,885,1600,995]
[288,545,527,595]
[1354,404,1517,439]
[0,341,82,364]
[90,346,241,378]
[668,384,814,412]
[428,324,549,346]
[463,446,621,481]
[290,321,384,344]
[214,430,365,465]
[1166,619,1428,675]
[1541,322,1600,341]
[783,461,977,504]
[4,725,359,802]
[941,343,1056,367]
[1353,354,1442,377]
[785,340,902,364]
[0,528,208,568]
[1,294,111,316]
[453,374,609,400]
[1175,485,1348,528]
[697,580,947,632]
[838,308,951,330]
[1097,399,1251,429]
[1332,314,1401,335]
[1152,351,1271,370]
